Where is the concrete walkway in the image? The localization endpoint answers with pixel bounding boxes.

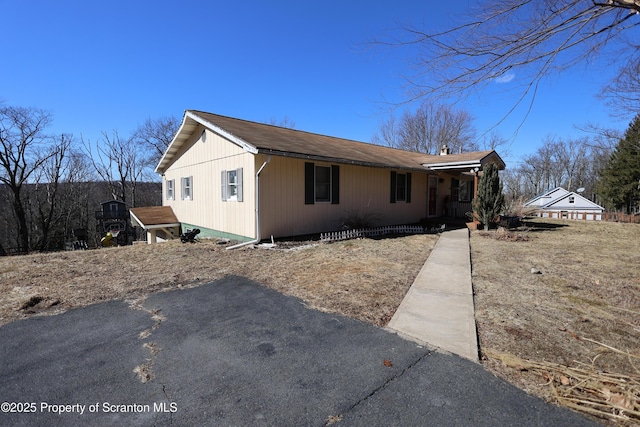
[387,228,479,361]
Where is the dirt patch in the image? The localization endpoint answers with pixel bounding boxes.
[471,218,640,425]
[0,233,438,328]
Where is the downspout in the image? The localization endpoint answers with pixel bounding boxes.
[227,156,271,250]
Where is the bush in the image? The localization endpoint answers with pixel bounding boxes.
[340,209,383,230]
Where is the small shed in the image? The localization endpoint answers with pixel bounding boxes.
[130,206,180,243]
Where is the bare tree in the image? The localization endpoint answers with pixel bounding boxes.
[600,37,640,114]
[30,134,73,251]
[554,137,590,191]
[0,105,54,253]
[384,1,640,117]
[132,116,179,169]
[373,101,476,154]
[511,135,606,201]
[267,116,296,129]
[56,149,95,244]
[371,113,401,147]
[83,131,132,204]
[479,131,512,158]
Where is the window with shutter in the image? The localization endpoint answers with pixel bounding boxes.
[221,168,243,202]
[305,162,340,204]
[390,171,411,203]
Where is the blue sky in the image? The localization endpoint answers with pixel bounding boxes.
[0,1,632,168]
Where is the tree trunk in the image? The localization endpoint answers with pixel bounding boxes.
[12,192,30,254]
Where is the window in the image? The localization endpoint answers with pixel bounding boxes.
[390,171,412,203]
[396,173,407,201]
[451,178,459,201]
[315,166,331,202]
[569,196,575,204]
[459,180,472,202]
[451,178,472,202]
[305,162,340,204]
[221,168,243,202]
[166,179,175,200]
[181,176,192,200]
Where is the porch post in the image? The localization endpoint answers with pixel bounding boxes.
[473,171,479,200]
[470,168,481,229]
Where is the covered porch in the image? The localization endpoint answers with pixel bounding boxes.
[421,148,506,224]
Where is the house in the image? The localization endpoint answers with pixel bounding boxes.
[522,187,571,208]
[523,187,604,221]
[149,110,505,243]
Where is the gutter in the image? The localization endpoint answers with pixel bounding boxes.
[227,156,271,250]
[256,149,427,172]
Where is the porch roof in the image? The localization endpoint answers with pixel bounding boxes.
[129,206,180,230]
[421,150,506,171]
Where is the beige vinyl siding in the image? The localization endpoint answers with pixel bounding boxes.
[258,156,429,238]
[162,127,256,239]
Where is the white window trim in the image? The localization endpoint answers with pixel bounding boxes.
[181,176,193,200]
[166,179,175,200]
[221,168,243,202]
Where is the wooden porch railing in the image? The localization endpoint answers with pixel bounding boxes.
[444,201,473,219]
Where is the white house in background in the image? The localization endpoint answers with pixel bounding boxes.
[523,187,604,221]
[522,187,571,208]
[142,110,505,243]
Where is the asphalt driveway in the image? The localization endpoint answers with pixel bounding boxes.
[0,276,600,426]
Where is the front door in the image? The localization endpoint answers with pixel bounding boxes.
[428,176,438,217]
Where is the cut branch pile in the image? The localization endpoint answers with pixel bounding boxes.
[485,345,640,425]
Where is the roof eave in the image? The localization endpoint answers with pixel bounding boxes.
[257,148,427,171]
[423,150,506,172]
[155,110,258,174]
[424,160,483,171]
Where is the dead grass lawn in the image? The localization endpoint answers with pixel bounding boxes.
[0,234,438,328]
[471,218,640,425]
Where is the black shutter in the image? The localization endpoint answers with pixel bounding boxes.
[305,162,315,205]
[390,171,397,203]
[406,172,412,203]
[331,165,340,204]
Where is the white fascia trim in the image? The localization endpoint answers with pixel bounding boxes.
[130,210,180,230]
[542,193,604,210]
[143,222,181,230]
[424,160,482,170]
[129,210,144,228]
[524,187,568,206]
[187,111,259,154]
[155,112,191,174]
